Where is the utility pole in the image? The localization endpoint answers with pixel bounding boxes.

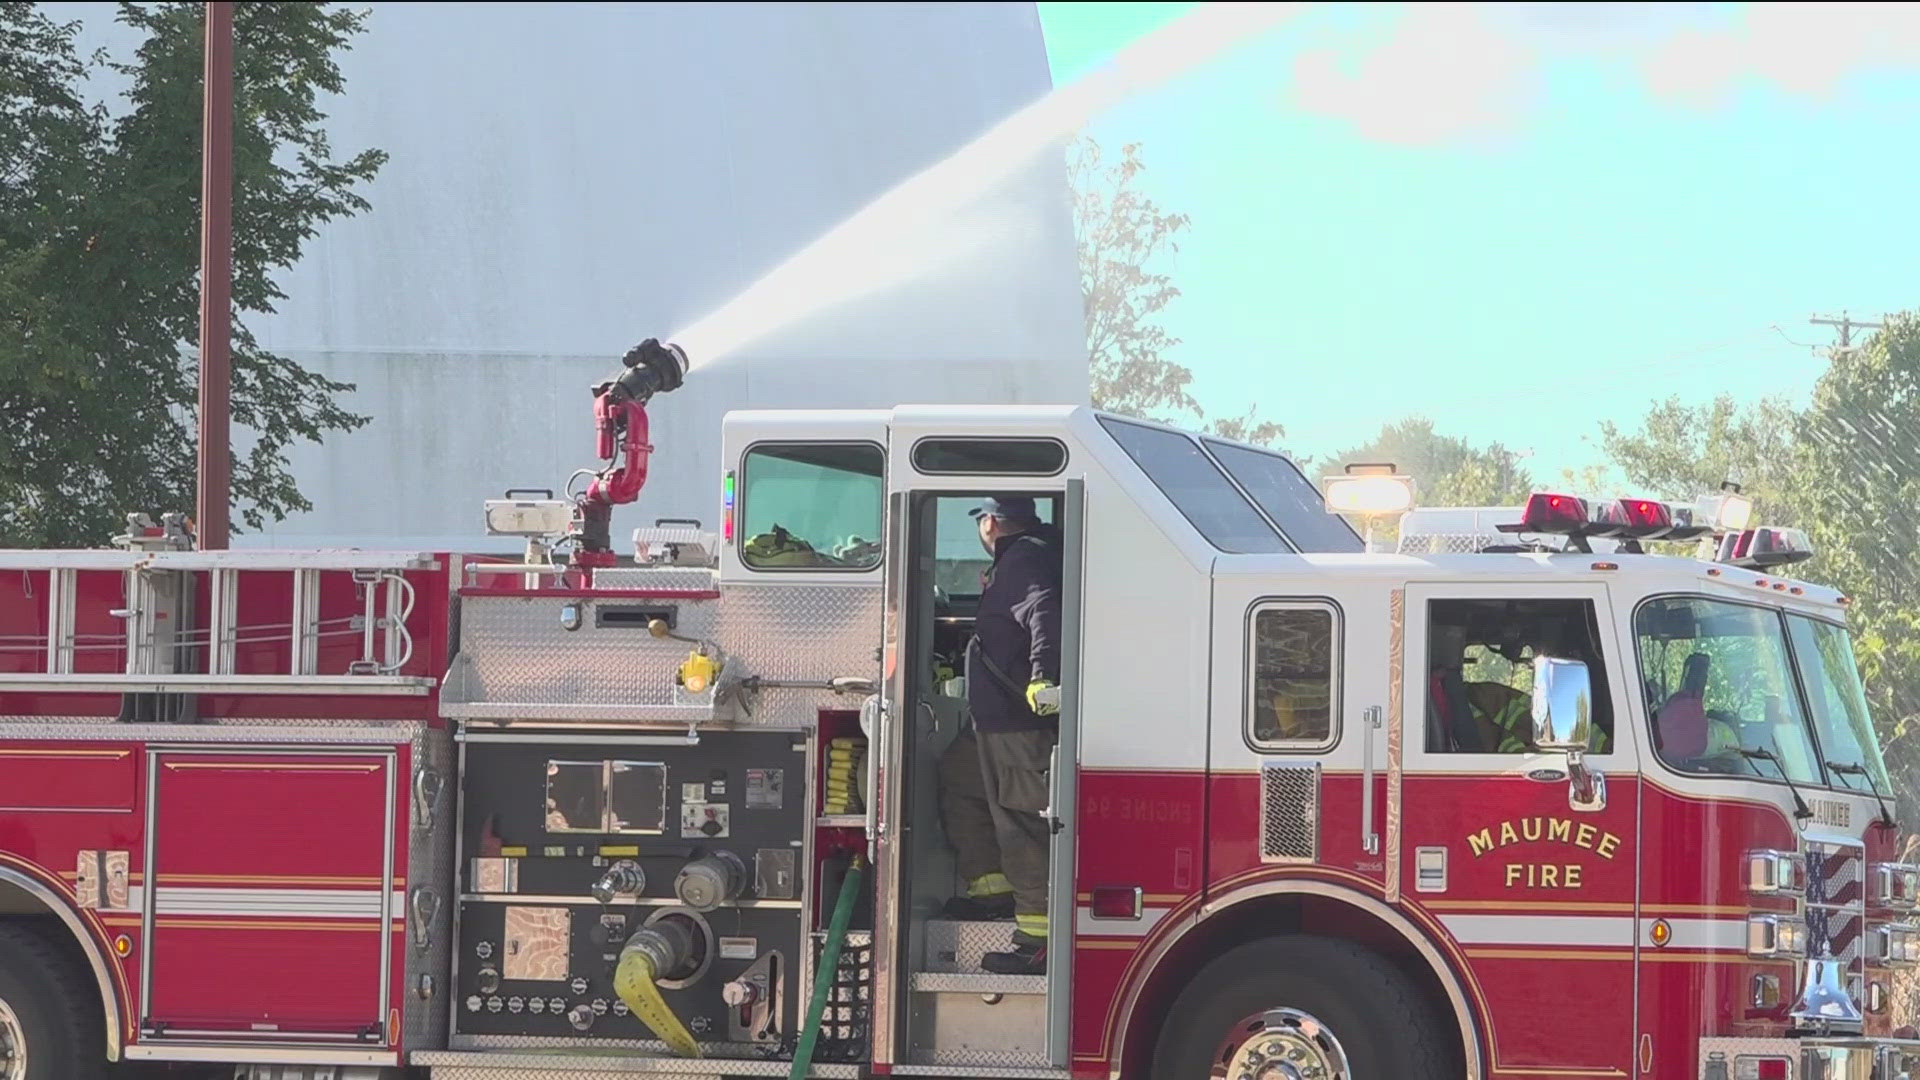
[196,2,234,550]
[1810,311,1884,358]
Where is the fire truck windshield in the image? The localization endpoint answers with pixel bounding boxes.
[1636,596,1888,792]
[1786,614,1892,792]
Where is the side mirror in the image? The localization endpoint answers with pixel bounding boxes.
[1532,655,1606,813]
[1531,656,1594,753]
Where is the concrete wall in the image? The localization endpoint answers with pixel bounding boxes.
[48,1,1088,551]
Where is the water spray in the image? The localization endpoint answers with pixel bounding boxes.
[668,2,1302,369]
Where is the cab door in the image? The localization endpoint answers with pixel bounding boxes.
[869,427,1083,1074]
[1396,581,1641,1076]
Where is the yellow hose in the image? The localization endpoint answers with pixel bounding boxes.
[613,950,703,1058]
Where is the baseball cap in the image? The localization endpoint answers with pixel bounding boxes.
[968,496,1038,522]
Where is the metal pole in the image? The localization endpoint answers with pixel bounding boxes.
[196,1,234,550]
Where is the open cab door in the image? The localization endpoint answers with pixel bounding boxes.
[871,413,1083,1077]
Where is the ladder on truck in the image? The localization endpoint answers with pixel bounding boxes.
[0,547,441,702]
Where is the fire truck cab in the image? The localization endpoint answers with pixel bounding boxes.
[0,402,1914,1080]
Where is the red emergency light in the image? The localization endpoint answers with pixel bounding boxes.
[1720,527,1814,570]
[1519,493,1589,532]
[1502,493,1712,553]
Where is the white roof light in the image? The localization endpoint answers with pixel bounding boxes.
[1324,474,1415,516]
[1696,491,1755,533]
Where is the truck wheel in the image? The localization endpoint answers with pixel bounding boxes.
[0,922,107,1080]
[1150,934,1457,1079]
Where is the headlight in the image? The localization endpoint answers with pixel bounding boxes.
[1749,914,1809,958]
[1875,864,1920,911]
[1871,923,1920,966]
[1748,850,1807,895]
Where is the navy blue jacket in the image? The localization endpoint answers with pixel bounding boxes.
[965,526,1063,733]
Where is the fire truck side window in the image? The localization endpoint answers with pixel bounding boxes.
[1425,598,1615,754]
[1248,602,1339,750]
[739,442,885,570]
[1097,417,1288,554]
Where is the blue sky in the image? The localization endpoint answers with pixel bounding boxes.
[1036,2,1920,482]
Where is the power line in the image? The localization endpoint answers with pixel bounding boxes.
[1810,311,1884,356]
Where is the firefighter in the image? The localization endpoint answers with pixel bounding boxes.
[1430,621,1531,753]
[954,495,1062,976]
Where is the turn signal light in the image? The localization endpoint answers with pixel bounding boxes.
[1089,886,1142,921]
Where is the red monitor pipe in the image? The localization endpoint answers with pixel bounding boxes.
[575,339,688,570]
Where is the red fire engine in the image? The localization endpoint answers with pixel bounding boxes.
[0,341,1914,1080]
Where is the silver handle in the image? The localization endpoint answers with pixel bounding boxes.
[410,887,440,955]
[866,697,886,859]
[413,764,444,833]
[1361,706,1382,856]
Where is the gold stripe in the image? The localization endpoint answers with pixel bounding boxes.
[1425,900,1637,913]
[1467,948,1633,962]
[1077,939,1142,951]
[1641,951,1745,963]
[0,749,130,759]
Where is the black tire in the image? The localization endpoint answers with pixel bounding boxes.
[0,921,108,1080]
[1150,934,1458,1079]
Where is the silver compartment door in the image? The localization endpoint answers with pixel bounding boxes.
[1045,478,1085,1065]
[869,488,910,1067]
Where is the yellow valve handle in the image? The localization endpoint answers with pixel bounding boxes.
[678,651,721,695]
[613,951,702,1058]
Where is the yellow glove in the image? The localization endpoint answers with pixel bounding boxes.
[1026,680,1060,716]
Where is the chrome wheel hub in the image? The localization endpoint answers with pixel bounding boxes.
[1212,1008,1350,1080]
[0,997,25,1080]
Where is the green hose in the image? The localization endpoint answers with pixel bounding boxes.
[790,853,866,1080]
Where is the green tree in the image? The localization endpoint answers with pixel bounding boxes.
[0,2,382,548]
[1330,416,1535,507]
[1796,314,1920,730]
[1070,136,1199,422]
[1206,405,1287,450]
[1598,394,1804,525]
[1601,317,1920,817]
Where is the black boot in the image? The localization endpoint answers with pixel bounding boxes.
[981,930,1046,975]
[942,893,1015,920]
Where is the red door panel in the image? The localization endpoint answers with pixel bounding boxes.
[144,750,394,1038]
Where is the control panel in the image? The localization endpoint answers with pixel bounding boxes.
[453,730,807,1050]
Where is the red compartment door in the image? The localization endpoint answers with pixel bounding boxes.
[142,749,397,1043]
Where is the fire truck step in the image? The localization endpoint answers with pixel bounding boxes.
[907,971,1048,996]
[921,917,1029,974]
[411,1050,861,1078]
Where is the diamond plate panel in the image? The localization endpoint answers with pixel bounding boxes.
[922,919,1017,974]
[454,596,722,712]
[0,718,432,739]
[713,585,882,724]
[1259,762,1319,863]
[444,586,879,726]
[414,1051,860,1078]
[590,568,721,593]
